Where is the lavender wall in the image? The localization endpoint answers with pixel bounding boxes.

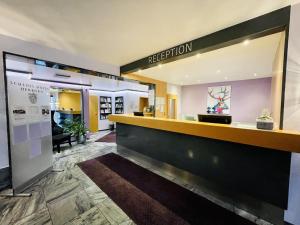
[181,77,272,123]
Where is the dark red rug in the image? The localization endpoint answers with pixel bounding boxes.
[95,131,116,143]
[78,153,256,225]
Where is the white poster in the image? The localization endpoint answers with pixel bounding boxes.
[7,76,53,191]
[207,86,231,114]
[30,139,42,159]
[8,77,51,125]
[11,106,27,126]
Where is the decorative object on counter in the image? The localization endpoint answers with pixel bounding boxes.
[63,118,89,144]
[185,115,196,121]
[256,109,274,130]
[207,85,231,114]
[143,106,154,117]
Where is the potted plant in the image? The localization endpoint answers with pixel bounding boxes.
[256,109,274,130]
[63,118,89,144]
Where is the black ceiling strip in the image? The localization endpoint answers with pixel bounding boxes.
[120,6,290,74]
[6,69,32,74]
[89,88,148,93]
[55,74,71,78]
[31,77,92,87]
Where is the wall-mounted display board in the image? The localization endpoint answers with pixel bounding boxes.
[115,96,124,114]
[7,76,53,193]
[99,96,112,120]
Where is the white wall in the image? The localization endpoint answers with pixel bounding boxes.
[167,83,182,119]
[284,3,300,225]
[0,34,119,169]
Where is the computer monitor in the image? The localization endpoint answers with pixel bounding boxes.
[198,114,232,124]
[133,111,144,116]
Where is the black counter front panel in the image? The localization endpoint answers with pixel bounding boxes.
[116,123,291,209]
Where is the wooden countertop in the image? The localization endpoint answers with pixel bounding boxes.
[108,114,300,153]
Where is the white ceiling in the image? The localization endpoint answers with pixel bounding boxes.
[0,0,292,66]
[139,32,282,85]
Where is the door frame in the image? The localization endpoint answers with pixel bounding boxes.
[166,94,177,119]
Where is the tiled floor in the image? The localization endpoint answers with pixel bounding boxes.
[0,131,273,225]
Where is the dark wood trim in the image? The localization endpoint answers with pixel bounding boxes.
[280,25,290,129]
[121,6,291,73]
[2,53,13,191]
[6,69,32,74]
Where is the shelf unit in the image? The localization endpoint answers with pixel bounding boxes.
[115,96,124,114]
[99,96,112,120]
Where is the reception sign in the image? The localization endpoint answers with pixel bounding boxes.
[7,76,53,192]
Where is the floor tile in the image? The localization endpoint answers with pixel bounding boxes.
[47,190,94,225]
[9,209,52,225]
[98,198,130,225]
[0,185,47,225]
[84,184,108,205]
[66,206,110,225]
[43,179,82,203]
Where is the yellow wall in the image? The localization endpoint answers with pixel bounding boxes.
[122,73,167,118]
[89,95,99,132]
[58,92,81,111]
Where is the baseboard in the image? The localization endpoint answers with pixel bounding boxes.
[14,166,53,194]
[0,167,11,191]
[98,129,111,131]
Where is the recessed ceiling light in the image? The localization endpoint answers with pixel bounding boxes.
[216,69,221,74]
[185,74,189,78]
[224,76,228,80]
[196,53,201,58]
[158,64,162,68]
[243,39,250,45]
[254,73,257,77]
[137,69,142,73]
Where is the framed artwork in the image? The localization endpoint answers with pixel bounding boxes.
[207,85,231,114]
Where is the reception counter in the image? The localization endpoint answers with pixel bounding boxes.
[109,114,300,153]
[108,114,297,210]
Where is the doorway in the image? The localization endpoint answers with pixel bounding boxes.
[50,88,83,127]
[167,94,177,119]
[89,95,99,133]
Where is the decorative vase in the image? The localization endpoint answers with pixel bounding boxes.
[77,134,86,144]
[256,119,274,130]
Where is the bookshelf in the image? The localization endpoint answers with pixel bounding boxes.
[115,96,124,114]
[99,96,112,120]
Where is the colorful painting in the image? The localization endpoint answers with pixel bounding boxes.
[207,85,231,114]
